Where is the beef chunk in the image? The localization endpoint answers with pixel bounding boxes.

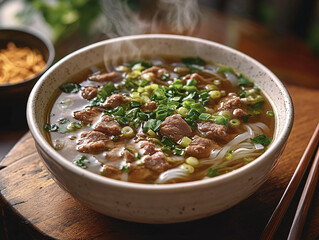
[81,87,97,100]
[77,131,108,153]
[197,122,227,139]
[182,73,213,85]
[103,94,127,108]
[160,115,192,142]
[186,135,218,158]
[139,141,158,155]
[123,149,135,163]
[100,165,122,180]
[88,71,120,82]
[94,115,121,136]
[218,96,242,111]
[144,151,170,173]
[128,165,153,182]
[104,147,124,162]
[141,66,169,85]
[73,107,101,124]
[233,108,247,118]
[141,101,157,113]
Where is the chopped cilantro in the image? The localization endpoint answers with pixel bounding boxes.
[242,114,252,123]
[44,123,58,132]
[182,57,206,66]
[250,101,264,112]
[250,134,271,146]
[73,155,88,168]
[237,74,254,87]
[143,119,162,133]
[206,166,227,177]
[59,83,81,93]
[91,81,116,106]
[120,165,130,173]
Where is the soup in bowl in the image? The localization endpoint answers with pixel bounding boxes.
[27,34,293,223]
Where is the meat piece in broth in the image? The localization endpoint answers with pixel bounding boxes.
[81,87,98,100]
[141,101,157,113]
[141,66,169,85]
[100,165,122,180]
[103,94,128,108]
[123,149,135,163]
[129,165,153,182]
[218,95,247,117]
[73,107,102,124]
[233,108,247,118]
[139,141,158,155]
[88,71,120,82]
[144,151,170,173]
[94,115,121,136]
[77,131,109,153]
[197,122,227,139]
[160,115,192,142]
[186,135,219,158]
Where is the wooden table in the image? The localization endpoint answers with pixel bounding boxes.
[1,9,319,240]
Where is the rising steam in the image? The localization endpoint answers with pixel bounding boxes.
[99,0,201,37]
[99,0,201,71]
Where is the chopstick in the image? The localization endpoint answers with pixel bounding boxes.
[287,146,319,239]
[260,123,319,240]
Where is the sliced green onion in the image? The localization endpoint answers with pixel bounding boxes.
[122,126,134,137]
[217,66,233,73]
[190,102,206,114]
[141,96,151,103]
[210,90,221,99]
[179,136,192,147]
[199,113,211,121]
[220,110,231,119]
[173,148,185,156]
[225,151,233,160]
[171,79,183,89]
[186,78,197,86]
[182,86,198,92]
[183,99,196,109]
[176,107,189,117]
[181,163,195,174]
[213,79,221,86]
[185,157,199,166]
[137,87,144,93]
[206,84,218,91]
[150,84,158,89]
[266,111,274,117]
[147,129,157,137]
[131,92,140,98]
[229,119,240,127]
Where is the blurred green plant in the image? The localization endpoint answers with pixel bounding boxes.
[18,0,102,43]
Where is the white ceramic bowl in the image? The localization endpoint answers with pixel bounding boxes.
[27,34,293,224]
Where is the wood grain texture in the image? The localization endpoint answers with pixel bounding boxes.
[0,83,319,240]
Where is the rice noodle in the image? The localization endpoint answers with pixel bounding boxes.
[224,72,238,86]
[156,122,269,183]
[156,167,189,184]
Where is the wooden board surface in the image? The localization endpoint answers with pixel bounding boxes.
[0,82,319,240]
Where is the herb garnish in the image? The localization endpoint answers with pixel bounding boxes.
[59,83,81,93]
[250,134,271,146]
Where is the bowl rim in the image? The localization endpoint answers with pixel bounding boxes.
[27,34,294,192]
[0,26,55,87]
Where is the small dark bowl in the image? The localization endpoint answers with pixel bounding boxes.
[0,27,55,99]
